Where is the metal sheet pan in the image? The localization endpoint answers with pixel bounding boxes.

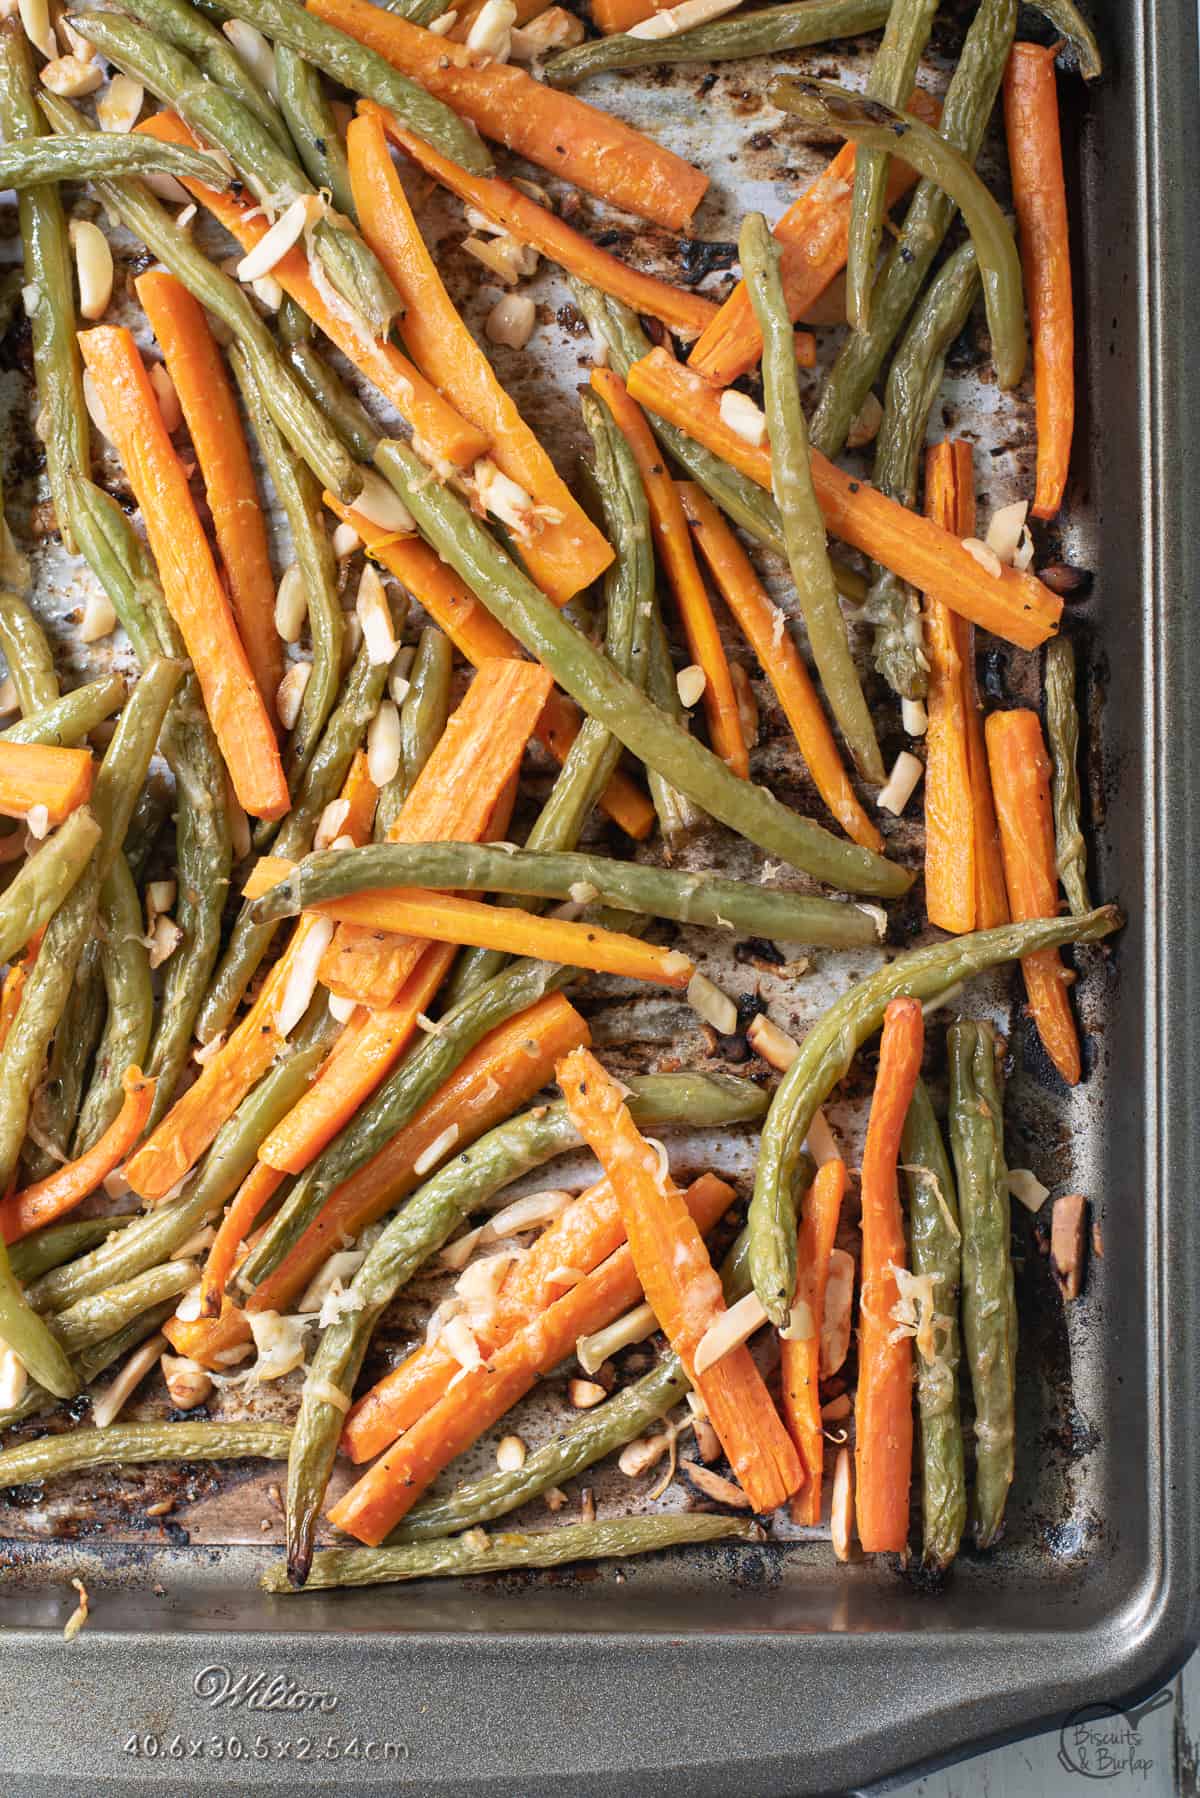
[0,0,1198,1786]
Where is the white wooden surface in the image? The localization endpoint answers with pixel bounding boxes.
[877,1650,1200,1796]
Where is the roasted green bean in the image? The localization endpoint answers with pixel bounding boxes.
[809,0,1018,456]
[8,1215,135,1289]
[270,1514,762,1593]
[544,0,892,85]
[121,0,292,150]
[50,1262,197,1357]
[1044,635,1090,916]
[274,43,355,218]
[0,1422,291,1491]
[0,1297,172,1435]
[0,1235,78,1399]
[0,807,99,969]
[748,905,1121,1323]
[865,240,980,701]
[1029,0,1101,79]
[901,1079,965,1571]
[24,935,106,1180]
[0,129,233,191]
[372,625,451,839]
[0,674,126,747]
[0,590,57,715]
[845,0,940,331]
[740,211,883,783]
[948,1020,1016,1549]
[74,855,154,1154]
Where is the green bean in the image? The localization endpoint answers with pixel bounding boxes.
[0,590,57,715]
[242,956,573,1295]
[196,641,390,1042]
[274,44,355,218]
[0,807,99,968]
[283,1071,766,1581]
[1029,0,1101,79]
[29,1001,337,1315]
[57,476,168,668]
[0,1302,172,1433]
[232,346,343,790]
[373,436,911,897]
[1,673,127,747]
[91,658,185,884]
[809,0,1018,456]
[122,0,293,151]
[72,12,400,337]
[748,904,1121,1324]
[258,841,883,949]
[1044,635,1090,916]
[948,1020,1016,1549]
[39,91,361,506]
[8,1215,135,1289]
[0,1236,78,1398]
[50,1262,197,1357]
[740,212,883,784]
[0,128,234,190]
[23,936,106,1180]
[0,1421,291,1491]
[776,80,1024,391]
[901,1079,965,1571]
[73,855,154,1154]
[283,338,382,463]
[217,0,491,174]
[373,625,451,838]
[271,1514,761,1593]
[0,25,89,559]
[844,0,940,332]
[645,613,706,851]
[865,241,980,703]
[544,0,892,84]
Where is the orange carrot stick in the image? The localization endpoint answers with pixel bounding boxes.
[318,658,553,1006]
[327,1171,734,1542]
[306,0,708,232]
[781,1157,847,1525]
[558,1046,803,1512]
[367,103,718,339]
[124,1008,283,1203]
[348,113,611,607]
[854,996,924,1554]
[589,368,747,776]
[922,443,1008,932]
[77,327,288,820]
[688,93,941,388]
[679,483,882,850]
[322,499,654,841]
[985,709,1081,1084]
[246,865,694,989]
[199,1160,284,1319]
[163,993,589,1368]
[1003,44,1074,520]
[0,1068,156,1244]
[0,743,93,827]
[624,347,1065,651]
[136,269,283,710]
[136,113,488,473]
[257,942,456,1175]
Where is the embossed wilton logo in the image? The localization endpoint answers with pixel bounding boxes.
[193,1666,340,1715]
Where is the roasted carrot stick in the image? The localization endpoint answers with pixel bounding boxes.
[260,945,456,1177]
[985,709,1081,1084]
[0,743,93,827]
[307,0,709,232]
[124,1008,283,1203]
[246,864,695,989]
[781,1157,847,1525]
[163,993,588,1367]
[590,368,747,777]
[558,1046,803,1512]
[688,92,941,388]
[77,327,288,820]
[199,1160,284,1319]
[322,498,654,841]
[318,658,554,1006]
[136,113,488,473]
[855,996,924,1554]
[327,1171,734,1542]
[368,104,717,339]
[591,0,659,30]
[348,113,611,607]
[0,1068,156,1244]
[1003,43,1074,520]
[679,484,882,850]
[136,269,283,711]
[625,347,1064,652]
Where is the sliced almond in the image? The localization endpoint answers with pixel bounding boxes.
[97,74,144,133]
[682,1461,750,1507]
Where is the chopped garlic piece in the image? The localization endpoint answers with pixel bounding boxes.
[876,749,924,816]
[676,663,706,708]
[79,589,117,644]
[69,220,113,321]
[485,292,537,349]
[687,970,738,1036]
[718,387,767,447]
[463,233,537,286]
